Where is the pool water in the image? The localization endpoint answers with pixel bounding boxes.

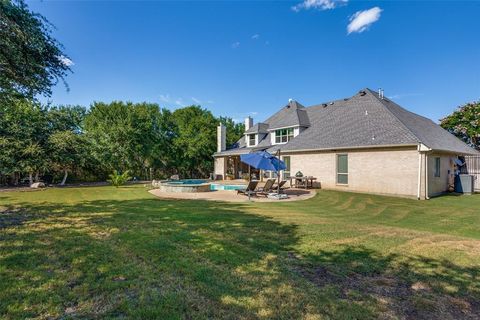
[165,180,245,191]
[210,184,246,191]
[166,179,207,185]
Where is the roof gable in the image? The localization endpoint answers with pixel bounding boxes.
[245,122,269,134]
[265,100,310,129]
[367,89,478,154]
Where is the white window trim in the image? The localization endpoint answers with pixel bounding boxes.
[273,128,295,145]
[247,133,257,147]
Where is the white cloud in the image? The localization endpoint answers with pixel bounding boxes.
[347,7,382,34]
[249,112,258,116]
[388,93,423,100]
[251,34,260,40]
[231,41,240,49]
[58,55,74,66]
[191,97,201,104]
[159,94,171,103]
[292,0,347,12]
[175,98,184,106]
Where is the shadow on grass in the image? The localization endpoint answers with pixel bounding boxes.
[1,197,479,319]
[294,246,480,319]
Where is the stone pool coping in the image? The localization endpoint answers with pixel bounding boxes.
[158,181,211,193]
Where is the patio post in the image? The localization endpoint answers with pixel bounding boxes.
[277,149,281,197]
[248,165,251,201]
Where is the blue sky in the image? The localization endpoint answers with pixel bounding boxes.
[29,0,480,123]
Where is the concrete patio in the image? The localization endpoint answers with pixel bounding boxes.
[149,187,315,202]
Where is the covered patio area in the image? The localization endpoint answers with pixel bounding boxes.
[214,155,260,180]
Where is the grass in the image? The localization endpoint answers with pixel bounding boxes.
[1,186,479,319]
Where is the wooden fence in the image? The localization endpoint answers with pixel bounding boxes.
[463,155,480,191]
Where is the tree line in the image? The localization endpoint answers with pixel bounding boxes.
[1,0,478,187]
[1,0,245,186]
[0,99,244,186]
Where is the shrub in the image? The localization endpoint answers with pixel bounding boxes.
[108,170,131,187]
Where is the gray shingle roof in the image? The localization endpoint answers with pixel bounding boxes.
[264,100,311,129]
[245,122,269,134]
[215,88,478,157]
[370,89,478,155]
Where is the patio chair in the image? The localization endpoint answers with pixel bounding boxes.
[237,180,259,197]
[257,179,276,196]
[272,180,288,193]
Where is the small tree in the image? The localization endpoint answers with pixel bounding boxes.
[440,101,480,150]
[108,170,132,187]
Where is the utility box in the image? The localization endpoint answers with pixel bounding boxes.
[454,174,474,194]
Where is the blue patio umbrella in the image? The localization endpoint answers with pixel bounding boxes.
[240,150,286,198]
[240,151,286,172]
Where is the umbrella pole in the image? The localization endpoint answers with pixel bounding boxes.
[248,165,251,201]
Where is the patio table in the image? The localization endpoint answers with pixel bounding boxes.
[290,176,317,189]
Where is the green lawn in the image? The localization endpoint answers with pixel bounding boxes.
[1,186,479,319]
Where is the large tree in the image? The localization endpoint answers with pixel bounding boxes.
[171,106,218,178]
[84,101,173,178]
[0,0,71,101]
[440,101,480,150]
[47,105,88,185]
[0,98,49,185]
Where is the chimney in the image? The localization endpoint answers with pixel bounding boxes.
[217,123,226,152]
[245,116,253,131]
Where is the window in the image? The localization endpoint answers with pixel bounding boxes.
[337,154,348,184]
[248,134,256,146]
[264,171,278,179]
[434,157,441,177]
[282,156,291,180]
[275,128,294,144]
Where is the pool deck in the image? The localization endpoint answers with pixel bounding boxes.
[149,180,315,202]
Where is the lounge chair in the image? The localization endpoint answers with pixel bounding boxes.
[272,180,288,193]
[257,179,276,196]
[237,180,259,197]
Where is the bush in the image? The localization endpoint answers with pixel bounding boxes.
[108,170,132,187]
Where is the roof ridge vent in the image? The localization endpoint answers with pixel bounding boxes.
[378,88,384,99]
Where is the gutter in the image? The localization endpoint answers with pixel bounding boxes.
[273,143,419,154]
[425,152,430,200]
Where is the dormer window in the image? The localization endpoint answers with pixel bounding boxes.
[248,134,256,146]
[275,128,294,144]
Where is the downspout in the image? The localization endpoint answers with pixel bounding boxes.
[425,153,430,200]
[417,152,422,200]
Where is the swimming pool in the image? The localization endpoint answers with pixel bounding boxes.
[210,184,246,191]
[157,179,245,192]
